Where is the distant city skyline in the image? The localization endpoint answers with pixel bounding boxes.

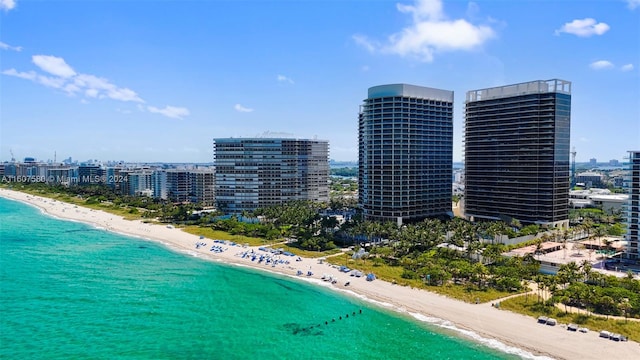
[1,0,638,163]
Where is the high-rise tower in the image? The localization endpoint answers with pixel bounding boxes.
[358,84,453,225]
[464,79,571,228]
[213,138,329,214]
[624,150,640,260]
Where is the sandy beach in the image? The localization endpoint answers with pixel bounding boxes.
[1,188,638,360]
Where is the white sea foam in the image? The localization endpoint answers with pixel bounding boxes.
[406,311,554,360]
[322,285,553,360]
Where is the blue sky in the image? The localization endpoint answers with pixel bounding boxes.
[1,0,638,163]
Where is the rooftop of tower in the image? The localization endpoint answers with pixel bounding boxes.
[367,84,453,102]
[466,79,571,102]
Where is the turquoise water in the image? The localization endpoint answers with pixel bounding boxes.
[0,197,522,359]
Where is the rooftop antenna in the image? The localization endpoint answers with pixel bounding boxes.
[10,149,15,162]
[54,151,57,163]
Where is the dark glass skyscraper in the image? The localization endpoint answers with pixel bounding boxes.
[464,79,571,227]
[358,84,453,225]
[624,150,640,260]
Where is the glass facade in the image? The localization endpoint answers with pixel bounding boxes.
[464,79,571,227]
[213,138,329,213]
[358,84,453,224]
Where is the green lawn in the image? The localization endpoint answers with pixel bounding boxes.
[282,247,343,258]
[180,226,342,258]
[499,295,640,342]
[181,226,267,246]
[326,256,515,303]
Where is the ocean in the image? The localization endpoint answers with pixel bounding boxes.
[0,197,527,359]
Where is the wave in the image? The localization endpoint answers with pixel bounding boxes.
[407,312,553,360]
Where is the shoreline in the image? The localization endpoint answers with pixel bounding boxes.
[1,188,638,359]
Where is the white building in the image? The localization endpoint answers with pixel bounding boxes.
[569,189,628,214]
[214,138,329,213]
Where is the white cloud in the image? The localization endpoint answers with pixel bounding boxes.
[466,2,480,19]
[589,60,614,70]
[0,0,16,11]
[277,74,294,84]
[32,55,77,78]
[2,53,194,114]
[106,87,143,102]
[74,74,112,90]
[63,83,80,94]
[37,75,66,89]
[621,63,635,72]
[73,73,143,102]
[628,0,640,10]
[352,34,377,53]
[2,68,36,80]
[555,18,610,37]
[147,105,190,119]
[85,88,99,98]
[397,0,443,21]
[354,0,495,62]
[234,104,254,113]
[5,56,144,103]
[0,41,22,51]
[4,67,72,91]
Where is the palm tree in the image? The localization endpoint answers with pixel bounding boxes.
[562,228,573,259]
[471,262,488,289]
[466,239,483,262]
[580,260,592,283]
[581,218,594,240]
[558,262,581,286]
[620,298,632,322]
[594,226,607,252]
[533,238,544,261]
[533,274,545,302]
[559,294,571,314]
